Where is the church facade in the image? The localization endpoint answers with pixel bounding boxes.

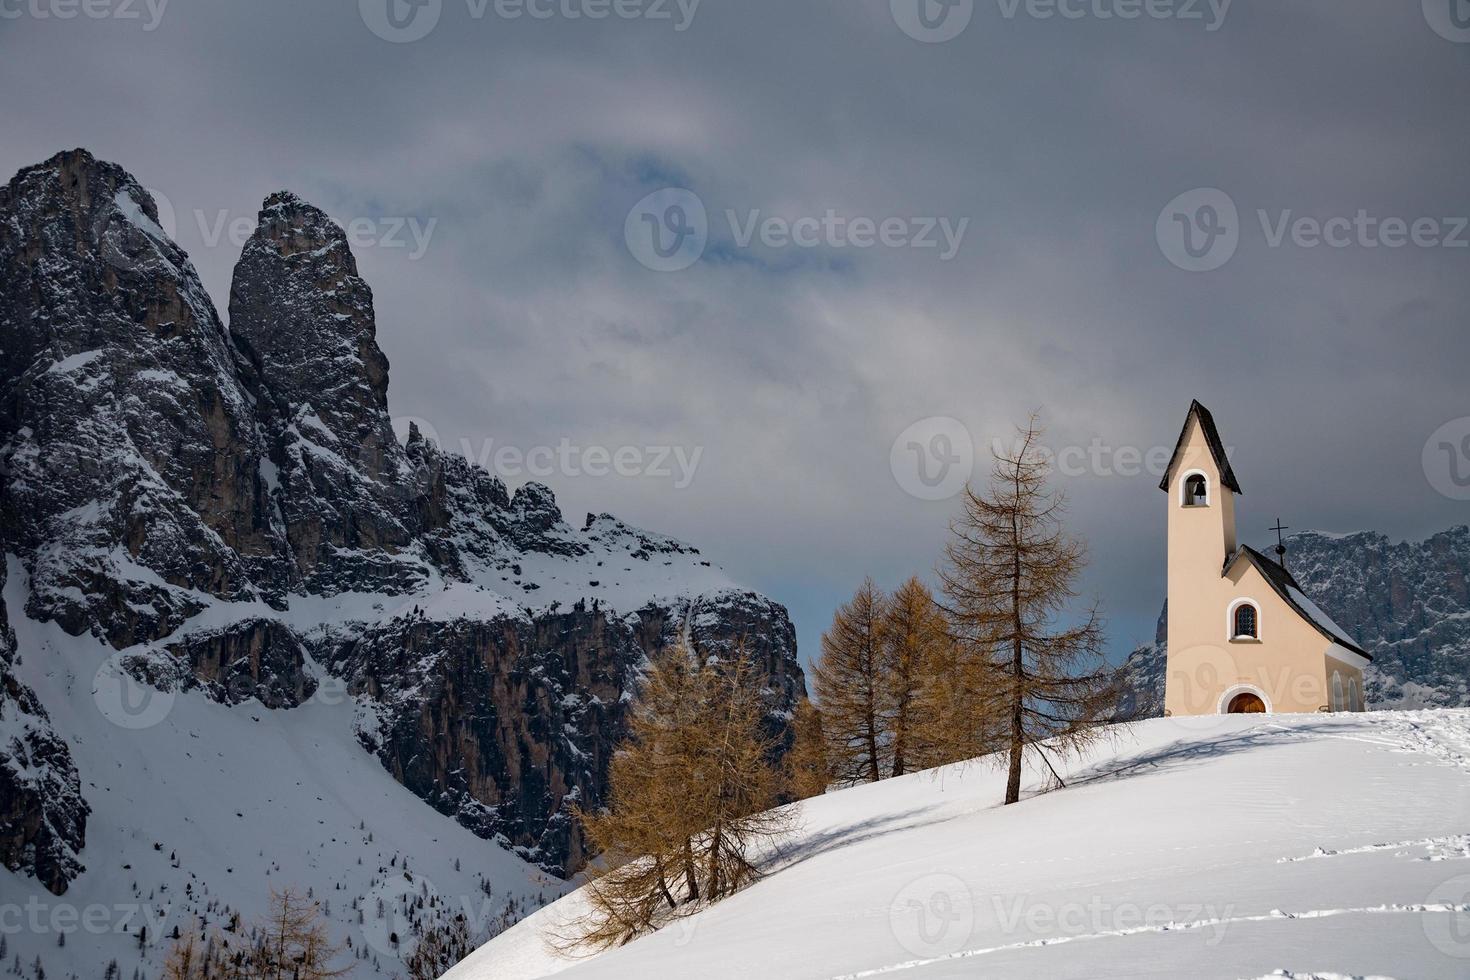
[1161,401,1371,716]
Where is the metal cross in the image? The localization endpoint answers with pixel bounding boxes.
[1270,518,1290,565]
[1270,518,1290,549]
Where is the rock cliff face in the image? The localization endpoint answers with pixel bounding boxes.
[0,558,88,894]
[1284,529,1470,707]
[0,150,804,892]
[1117,529,1470,715]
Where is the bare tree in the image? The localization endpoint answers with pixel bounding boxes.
[939,416,1119,805]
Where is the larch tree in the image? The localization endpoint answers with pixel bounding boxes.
[161,933,202,980]
[811,579,889,784]
[905,623,1001,772]
[783,697,829,799]
[690,653,793,900]
[254,888,350,980]
[880,576,950,777]
[939,416,1120,805]
[564,642,794,951]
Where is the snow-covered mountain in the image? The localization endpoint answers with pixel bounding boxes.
[0,149,804,977]
[451,710,1470,979]
[1118,528,1470,715]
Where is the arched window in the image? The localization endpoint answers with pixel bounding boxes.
[1232,602,1258,640]
[1332,672,1344,712]
[1183,472,1209,507]
[1348,677,1360,712]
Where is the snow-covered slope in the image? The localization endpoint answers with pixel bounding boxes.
[450,710,1470,980]
[0,556,568,978]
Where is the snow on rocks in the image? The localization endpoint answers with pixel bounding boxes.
[0,149,803,925]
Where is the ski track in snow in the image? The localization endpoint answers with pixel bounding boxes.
[826,904,1470,979]
[831,713,1470,980]
[1279,835,1470,864]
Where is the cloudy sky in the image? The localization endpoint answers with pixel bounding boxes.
[4,0,1468,664]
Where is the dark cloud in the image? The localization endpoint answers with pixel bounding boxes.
[3,0,1466,662]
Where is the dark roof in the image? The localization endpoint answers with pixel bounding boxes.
[1158,400,1243,495]
[1226,546,1372,660]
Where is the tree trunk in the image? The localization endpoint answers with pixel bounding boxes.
[1005,506,1025,805]
[682,836,700,903]
[891,697,908,779]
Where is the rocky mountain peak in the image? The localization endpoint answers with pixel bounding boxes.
[231,190,391,417]
[229,189,417,592]
[0,149,805,899]
[0,148,286,642]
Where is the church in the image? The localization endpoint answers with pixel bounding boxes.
[1160,401,1371,716]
